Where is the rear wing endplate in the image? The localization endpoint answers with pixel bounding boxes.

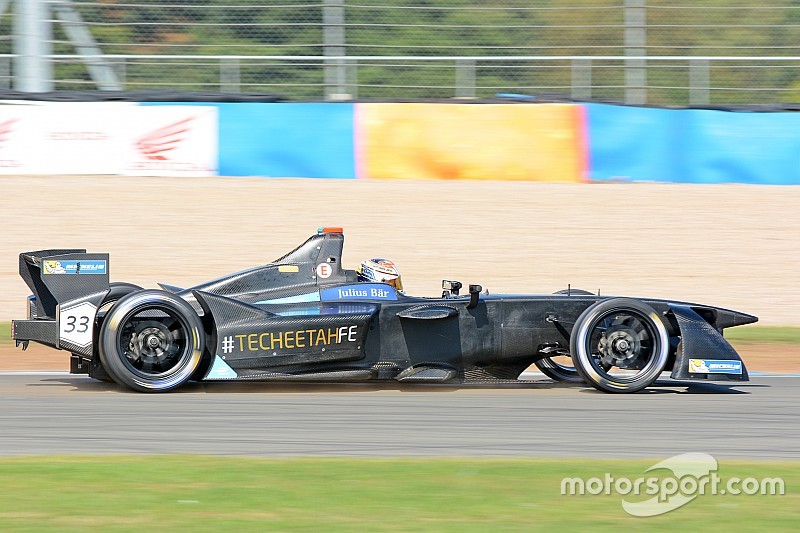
[20,250,110,319]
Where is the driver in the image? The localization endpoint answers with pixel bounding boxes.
[357,258,404,293]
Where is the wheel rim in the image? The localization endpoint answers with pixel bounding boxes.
[117,306,192,380]
[583,309,664,384]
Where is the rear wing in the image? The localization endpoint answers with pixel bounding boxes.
[15,250,111,356]
[20,250,110,319]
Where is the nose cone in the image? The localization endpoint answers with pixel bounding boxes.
[715,308,759,329]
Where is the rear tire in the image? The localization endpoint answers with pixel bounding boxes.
[90,282,143,383]
[99,290,204,393]
[570,298,669,393]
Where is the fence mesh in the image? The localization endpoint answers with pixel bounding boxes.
[3,1,800,104]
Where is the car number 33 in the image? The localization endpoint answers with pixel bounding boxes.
[59,302,98,348]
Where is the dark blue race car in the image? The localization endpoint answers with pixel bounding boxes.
[12,228,756,393]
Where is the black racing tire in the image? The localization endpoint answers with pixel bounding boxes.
[570,298,669,393]
[534,355,583,382]
[553,288,595,296]
[534,352,612,383]
[98,289,205,393]
[99,282,144,313]
[89,282,144,383]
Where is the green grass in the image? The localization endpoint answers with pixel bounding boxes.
[723,326,800,345]
[0,456,796,531]
[0,321,10,345]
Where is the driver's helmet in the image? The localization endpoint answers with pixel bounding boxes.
[357,258,403,293]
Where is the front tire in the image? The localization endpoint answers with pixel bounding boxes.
[98,290,205,392]
[570,298,669,393]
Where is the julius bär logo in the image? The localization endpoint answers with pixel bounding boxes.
[135,117,193,161]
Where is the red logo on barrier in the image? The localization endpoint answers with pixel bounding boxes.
[0,118,21,167]
[135,117,194,161]
[0,118,18,147]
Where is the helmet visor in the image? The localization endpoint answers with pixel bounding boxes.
[387,275,403,293]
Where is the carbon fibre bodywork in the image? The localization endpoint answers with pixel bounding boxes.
[11,229,757,391]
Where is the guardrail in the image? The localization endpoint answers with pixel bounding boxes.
[2,54,800,105]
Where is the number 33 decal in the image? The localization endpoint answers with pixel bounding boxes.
[63,315,90,333]
[59,302,98,348]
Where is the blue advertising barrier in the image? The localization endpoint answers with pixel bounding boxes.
[142,100,799,184]
[142,102,356,178]
[587,103,800,185]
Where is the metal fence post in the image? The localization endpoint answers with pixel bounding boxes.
[689,58,710,106]
[624,0,646,104]
[347,59,358,100]
[13,0,53,92]
[455,58,476,98]
[52,0,122,90]
[323,0,347,100]
[0,56,10,89]
[571,58,592,100]
[220,57,241,92]
[115,57,126,89]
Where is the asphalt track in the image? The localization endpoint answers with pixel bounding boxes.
[0,373,797,460]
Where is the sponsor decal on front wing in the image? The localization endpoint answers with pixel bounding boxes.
[688,359,743,374]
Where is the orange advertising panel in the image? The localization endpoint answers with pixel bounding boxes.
[356,103,586,182]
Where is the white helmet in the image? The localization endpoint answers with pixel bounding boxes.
[357,258,403,293]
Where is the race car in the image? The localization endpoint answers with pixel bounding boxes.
[11,227,757,393]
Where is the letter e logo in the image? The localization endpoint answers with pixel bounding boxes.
[316,263,332,279]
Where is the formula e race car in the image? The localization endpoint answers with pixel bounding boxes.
[11,228,757,393]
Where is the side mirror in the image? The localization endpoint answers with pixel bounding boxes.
[442,280,462,298]
[467,284,482,309]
